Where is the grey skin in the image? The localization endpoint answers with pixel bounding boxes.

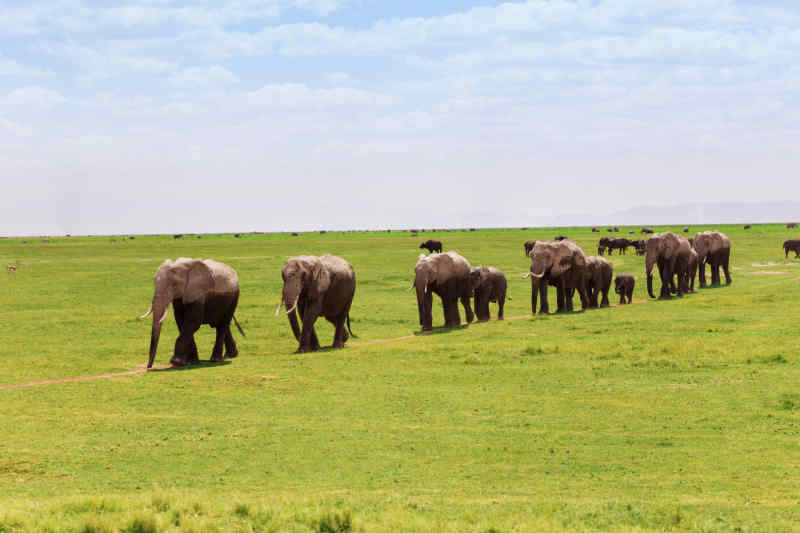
[685,248,698,292]
[614,274,635,305]
[469,266,507,322]
[523,240,590,313]
[584,256,613,308]
[645,232,692,299]
[277,254,356,353]
[693,231,732,287]
[411,251,474,331]
[141,258,245,369]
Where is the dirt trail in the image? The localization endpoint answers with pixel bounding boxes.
[0,296,669,391]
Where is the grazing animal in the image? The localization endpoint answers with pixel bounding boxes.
[469,266,507,322]
[7,263,18,272]
[783,239,800,258]
[606,228,614,232]
[411,251,474,331]
[788,223,797,229]
[140,258,245,368]
[613,227,620,232]
[641,227,654,234]
[420,239,443,254]
[277,254,356,352]
[600,237,632,255]
[584,256,613,308]
[591,227,599,232]
[743,225,751,230]
[683,227,690,233]
[694,231,732,287]
[554,235,568,241]
[633,240,646,255]
[614,274,635,305]
[523,240,590,313]
[173,234,183,239]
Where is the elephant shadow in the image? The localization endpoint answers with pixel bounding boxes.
[147,360,232,373]
[413,324,470,336]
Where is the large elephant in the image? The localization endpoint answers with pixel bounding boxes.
[645,232,691,299]
[411,251,474,331]
[584,256,613,308]
[140,258,245,369]
[469,266,507,321]
[693,231,731,287]
[523,240,589,313]
[276,254,356,353]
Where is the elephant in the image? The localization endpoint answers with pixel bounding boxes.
[420,239,443,254]
[693,231,732,287]
[584,256,613,308]
[276,254,356,353]
[645,232,692,299]
[411,251,474,331]
[523,240,538,257]
[614,274,635,305]
[523,240,589,313]
[784,239,800,258]
[685,248,698,292]
[140,258,245,369]
[469,266,507,321]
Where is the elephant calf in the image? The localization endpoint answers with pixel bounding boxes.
[584,256,612,308]
[614,274,635,305]
[469,266,507,322]
[141,258,245,368]
[277,254,356,353]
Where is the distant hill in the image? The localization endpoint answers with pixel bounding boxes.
[542,202,800,228]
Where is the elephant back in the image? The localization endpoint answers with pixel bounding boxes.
[202,259,239,294]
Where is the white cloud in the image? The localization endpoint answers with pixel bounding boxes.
[1,86,65,112]
[0,59,53,78]
[168,65,239,88]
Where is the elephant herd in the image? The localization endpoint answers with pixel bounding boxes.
[141,230,733,369]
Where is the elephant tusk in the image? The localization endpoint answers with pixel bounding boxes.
[528,271,544,279]
[158,308,169,325]
[139,307,153,320]
[424,284,428,294]
[274,298,284,317]
[285,297,299,315]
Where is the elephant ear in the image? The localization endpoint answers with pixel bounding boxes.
[311,261,331,296]
[183,260,215,304]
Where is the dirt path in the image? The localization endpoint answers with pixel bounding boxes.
[0,296,666,391]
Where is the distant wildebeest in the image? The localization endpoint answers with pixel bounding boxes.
[743,225,751,230]
[614,274,635,305]
[420,239,443,254]
[554,235,568,241]
[606,228,614,232]
[600,237,631,255]
[633,240,646,256]
[173,234,183,239]
[788,223,797,229]
[641,227,654,234]
[591,227,599,232]
[784,239,800,258]
[291,232,299,236]
[613,227,619,232]
[683,227,690,233]
[234,233,242,238]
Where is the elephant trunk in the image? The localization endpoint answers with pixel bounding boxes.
[147,293,170,369]
[282,280,303,341]
[415,275,432,329]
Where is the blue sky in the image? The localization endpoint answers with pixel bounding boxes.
[1,0,799,235]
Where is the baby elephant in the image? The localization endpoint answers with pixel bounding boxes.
[419,239,443,254]
[469,266,507,322]
[614,274,635,305]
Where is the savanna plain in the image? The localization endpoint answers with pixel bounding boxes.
[1,224,799,532]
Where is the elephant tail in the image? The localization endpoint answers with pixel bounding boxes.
[233,315,246,338]
[346,313,358,339]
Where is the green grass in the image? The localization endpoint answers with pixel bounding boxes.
[1,224,799,532]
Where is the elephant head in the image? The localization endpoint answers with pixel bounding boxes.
[410,252,469,329]
[469,265,489,292]
[141,258,214,368]
[528,240,584,279]
[276,256,330,341]
[693,231,726,264]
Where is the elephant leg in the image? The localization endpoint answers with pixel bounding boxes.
[497,294,505,320]
[723,254,732,285]
[332,315,347,349]
[461,287,474,324]
[223,327,238,358]
[555,282,566,313]
[600,288,610,307]
[441,296,452,327]
[698,261,707,288]
[211,325,226,361]
[172,317,201,366]
[297,300,322,352]
[576,283,589,311]
[619,293,626,305]
[565,286,575,312]
[452,296,463,326]
[539,281,549,314]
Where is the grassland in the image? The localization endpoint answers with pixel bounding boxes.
[1,224,799,532]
